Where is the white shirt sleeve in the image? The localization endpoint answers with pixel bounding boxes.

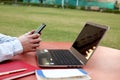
[0,33,16,43]
[0,34,23,62]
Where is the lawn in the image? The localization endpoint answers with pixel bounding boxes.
[0,5,120,49]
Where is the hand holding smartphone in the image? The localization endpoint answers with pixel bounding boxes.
[34,23,46,34]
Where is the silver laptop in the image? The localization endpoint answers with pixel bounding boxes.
[36,22,109,67]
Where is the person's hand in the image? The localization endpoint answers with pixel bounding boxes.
[18,30,41,53]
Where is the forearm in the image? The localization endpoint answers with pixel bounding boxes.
[0,39,23,62]
[0,33,16,43]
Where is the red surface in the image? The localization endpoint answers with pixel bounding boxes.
[11,42,120,80]
[39,42,72,49]
[84,46,120,80]
[0,60,38,80]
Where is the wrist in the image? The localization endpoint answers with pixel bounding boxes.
[13,39,23,56]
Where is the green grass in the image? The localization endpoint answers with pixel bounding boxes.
[0,5,120,49]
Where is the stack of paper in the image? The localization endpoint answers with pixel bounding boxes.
[35,69,91,80]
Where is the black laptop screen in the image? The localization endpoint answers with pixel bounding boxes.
[73,23,107,60]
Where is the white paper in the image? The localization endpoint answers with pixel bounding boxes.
[42,69,87,78]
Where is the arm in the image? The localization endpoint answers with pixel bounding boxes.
[0,34,17,43]
[0,31,41,62]
[0,39,23,62]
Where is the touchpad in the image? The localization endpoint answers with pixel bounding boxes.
[36,49,54,66]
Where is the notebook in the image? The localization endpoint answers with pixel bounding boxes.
[0,60,39,80]
[36,22,109,67]
[35,69,91,80]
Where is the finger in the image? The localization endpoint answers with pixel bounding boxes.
[30,34,40,39]
[32,44,40,48]
[31,39,41,44]
[25,30,35,35]
[28,30,35,35]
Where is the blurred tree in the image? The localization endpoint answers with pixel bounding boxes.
[40,0,43,3]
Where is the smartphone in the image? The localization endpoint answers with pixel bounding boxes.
[34,23,46,34]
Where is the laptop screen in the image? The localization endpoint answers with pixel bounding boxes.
[73,22,108,60]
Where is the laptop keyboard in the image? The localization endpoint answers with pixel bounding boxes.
[49,50,82,65]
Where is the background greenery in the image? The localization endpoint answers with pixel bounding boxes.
[0,5,120,49]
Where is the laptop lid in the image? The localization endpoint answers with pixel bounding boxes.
[70,22,109,65]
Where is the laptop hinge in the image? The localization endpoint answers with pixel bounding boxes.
[70,50,85,65]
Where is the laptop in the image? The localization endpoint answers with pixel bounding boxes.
[36,22,109,67]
